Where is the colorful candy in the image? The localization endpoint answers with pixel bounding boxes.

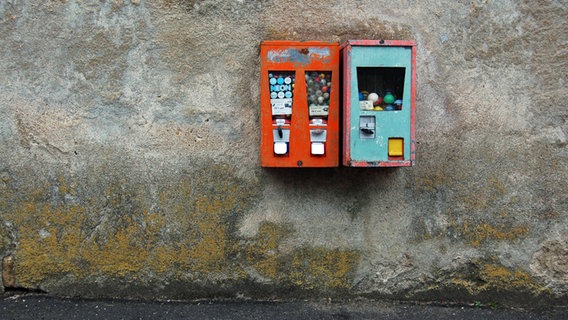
[306,71,332,116]
[383,91,395,105]
[394,99,402,110]
[357,89,401,111]
[269,71,334,117]
[367,92,379,103]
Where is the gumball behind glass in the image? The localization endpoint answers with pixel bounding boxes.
[384,92,395,105]
[394,99,402,110]
[374,96,383,106]
[367,92,379,103]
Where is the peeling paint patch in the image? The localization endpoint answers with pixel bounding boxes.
[267,47,330,65]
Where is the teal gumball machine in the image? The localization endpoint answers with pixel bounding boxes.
[341,40,416,167]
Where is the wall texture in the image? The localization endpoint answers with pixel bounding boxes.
[0,0,566,306]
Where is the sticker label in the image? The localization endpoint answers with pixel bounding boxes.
[269,72,295,115]
[271,98,293,115]
[309,105,329,116]
[359,100,374,110]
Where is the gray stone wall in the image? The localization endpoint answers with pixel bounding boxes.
[0,0,566,305]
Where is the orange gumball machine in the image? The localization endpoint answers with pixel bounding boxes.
[260,41,340,167]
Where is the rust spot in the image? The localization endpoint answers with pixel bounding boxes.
[299,48,309,55]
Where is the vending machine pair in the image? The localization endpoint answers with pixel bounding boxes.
[259,40,416,168]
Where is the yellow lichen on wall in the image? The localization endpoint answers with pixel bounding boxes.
[1,167,238,284]
[457,176,507,211]
[2,167,362,293]
[481,264,540,290]
[9,202,87,284]
[9,195,233,285]
[243,223,361,290]
[245,222,291,279]
[451,263,548,295]
[81,224,149,278]
[415,171,452,193]
[461,220,529,247]
[147,246,176,274]
[185,196,229,274]
[288,247,360,290]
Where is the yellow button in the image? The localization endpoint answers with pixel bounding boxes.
[388,138,404,157]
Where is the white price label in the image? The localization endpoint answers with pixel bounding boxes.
[271,98,292,115]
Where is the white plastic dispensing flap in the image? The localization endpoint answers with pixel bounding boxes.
[274,142,288,155]
[311,142,325,155]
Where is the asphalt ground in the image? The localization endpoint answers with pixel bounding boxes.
[1,293,565,320]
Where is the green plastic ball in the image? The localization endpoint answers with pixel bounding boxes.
[383,93,395,105]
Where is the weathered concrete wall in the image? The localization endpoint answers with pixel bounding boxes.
[0,0,566,306]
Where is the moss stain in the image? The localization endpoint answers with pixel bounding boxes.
[451,263,548,295]
[243,222,360,289]
[245,222,291,279]
[1,166,237,285]
[461,220,529,247]
[457,176,507,211]
[2,165,360,293]
[288,247,360,290]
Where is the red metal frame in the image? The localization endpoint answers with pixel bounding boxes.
[260,41,340,167]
